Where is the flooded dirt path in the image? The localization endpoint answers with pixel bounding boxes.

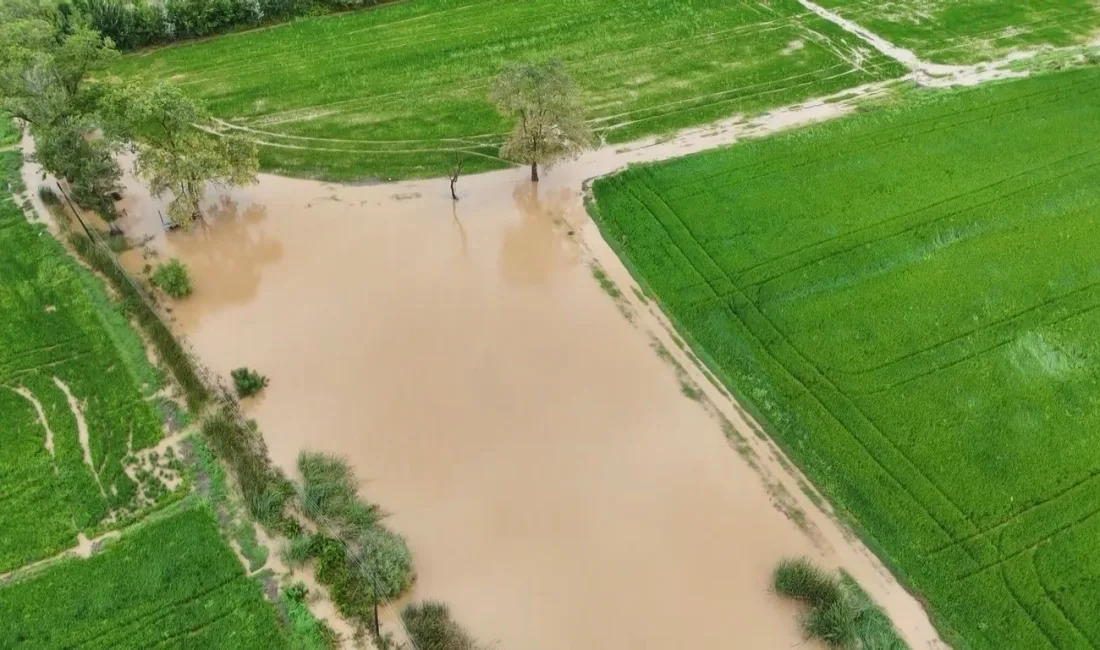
[110,88,945,649]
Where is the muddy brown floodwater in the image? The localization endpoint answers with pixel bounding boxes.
[106,91,946,650]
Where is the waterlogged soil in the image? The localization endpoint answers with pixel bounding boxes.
[110,94,944,650]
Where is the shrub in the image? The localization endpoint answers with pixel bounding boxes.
[802,595,860,648]
[402,601,480,650]
[249,483,288,527]
[357,525,413,601]
[283,532,317,567]
[297,452,380,534]
[773,557,842,607]
[38,185,60,206]
[282,582,342,649]
[151,258,192,298]
[232,366,269,398]
[313,534,375,624]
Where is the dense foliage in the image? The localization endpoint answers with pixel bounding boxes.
[402,601,481,650]
[281,582,341,649]
[78,0,385,50]
[0,151,167,572]
[232,366,269,397]
[111,0,906,180]
[773,558,907,649]
[0,506,288,648]
[151,258,193,298]
[590,67,1100,648]
[293,453,415,627]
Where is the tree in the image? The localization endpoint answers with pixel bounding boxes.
[102,81,259,227]
[0,2,124,217]
[489,59,591,182]
[34,116,124,218]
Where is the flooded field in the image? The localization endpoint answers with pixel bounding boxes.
[104,94,944,649]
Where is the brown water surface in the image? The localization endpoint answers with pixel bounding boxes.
[110,91,944,649]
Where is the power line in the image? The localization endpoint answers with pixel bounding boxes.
[54,184,421,650]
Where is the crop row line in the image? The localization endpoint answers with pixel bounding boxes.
[840,283,1100,396]
[228,17,813,127]
[665,72,1099,209]
[625,168,984,561]
[175,4,799,88]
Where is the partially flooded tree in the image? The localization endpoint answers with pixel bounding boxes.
[449,150,465,200]
[489,59,591,182]
[103,82,259,228]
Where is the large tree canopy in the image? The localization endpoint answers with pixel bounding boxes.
[490,59,592,182]
[102,81,259,228]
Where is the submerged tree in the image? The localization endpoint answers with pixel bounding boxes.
[102,81,259,228]
[489,59,591,182]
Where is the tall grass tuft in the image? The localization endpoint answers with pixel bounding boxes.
[298,452,380,534]
[772,558,893,649]
[773,557,843,607]
[802,595,861,648]
[402,601,481,650]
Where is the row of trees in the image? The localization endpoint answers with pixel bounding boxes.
[0,0,257,227]
[78,0,382,51]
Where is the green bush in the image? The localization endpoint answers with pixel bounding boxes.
[282,581,341,649]
[80,0,379,51]
[802,596,860,648]
[297,452,380,534]
[249,483,288,527]
[151,258,192,299]
[402,601,479,650]
[773,557,843,607]
[231,366,269,398]
[38,185,60,206]
[357,526,413,601]
[283,532,317,567]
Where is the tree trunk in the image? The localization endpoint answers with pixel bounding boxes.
[530,161,539,182]
[450,176,459,201]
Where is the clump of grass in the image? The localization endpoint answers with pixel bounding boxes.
[803,595,860,648]
[282,582,342,649]
[402,601,481,650]
[773,558,906,649]
[773,557,843,606]
[298,452,380,534]
[590,264,622,300]
[151,258,192,298]
[201,408,295,528]
[295,452,415,630]
[232,366,269,398]
[357,526,414,601]
[38,185,60,206]
[283,532,317,567]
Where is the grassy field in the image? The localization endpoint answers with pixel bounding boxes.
[0,505,287,648]
[113,0,906,180]
[0,150,185,572]
[589,66,1100,648]
[817,0,1100,64]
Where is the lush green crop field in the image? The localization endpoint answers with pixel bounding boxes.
[114,0,906,180]
[0,505,288,648]
[817,0,1100,64]
[590,67,1100,648]
[0,151,168,572]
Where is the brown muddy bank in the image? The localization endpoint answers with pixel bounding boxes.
[107,91,944,649]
